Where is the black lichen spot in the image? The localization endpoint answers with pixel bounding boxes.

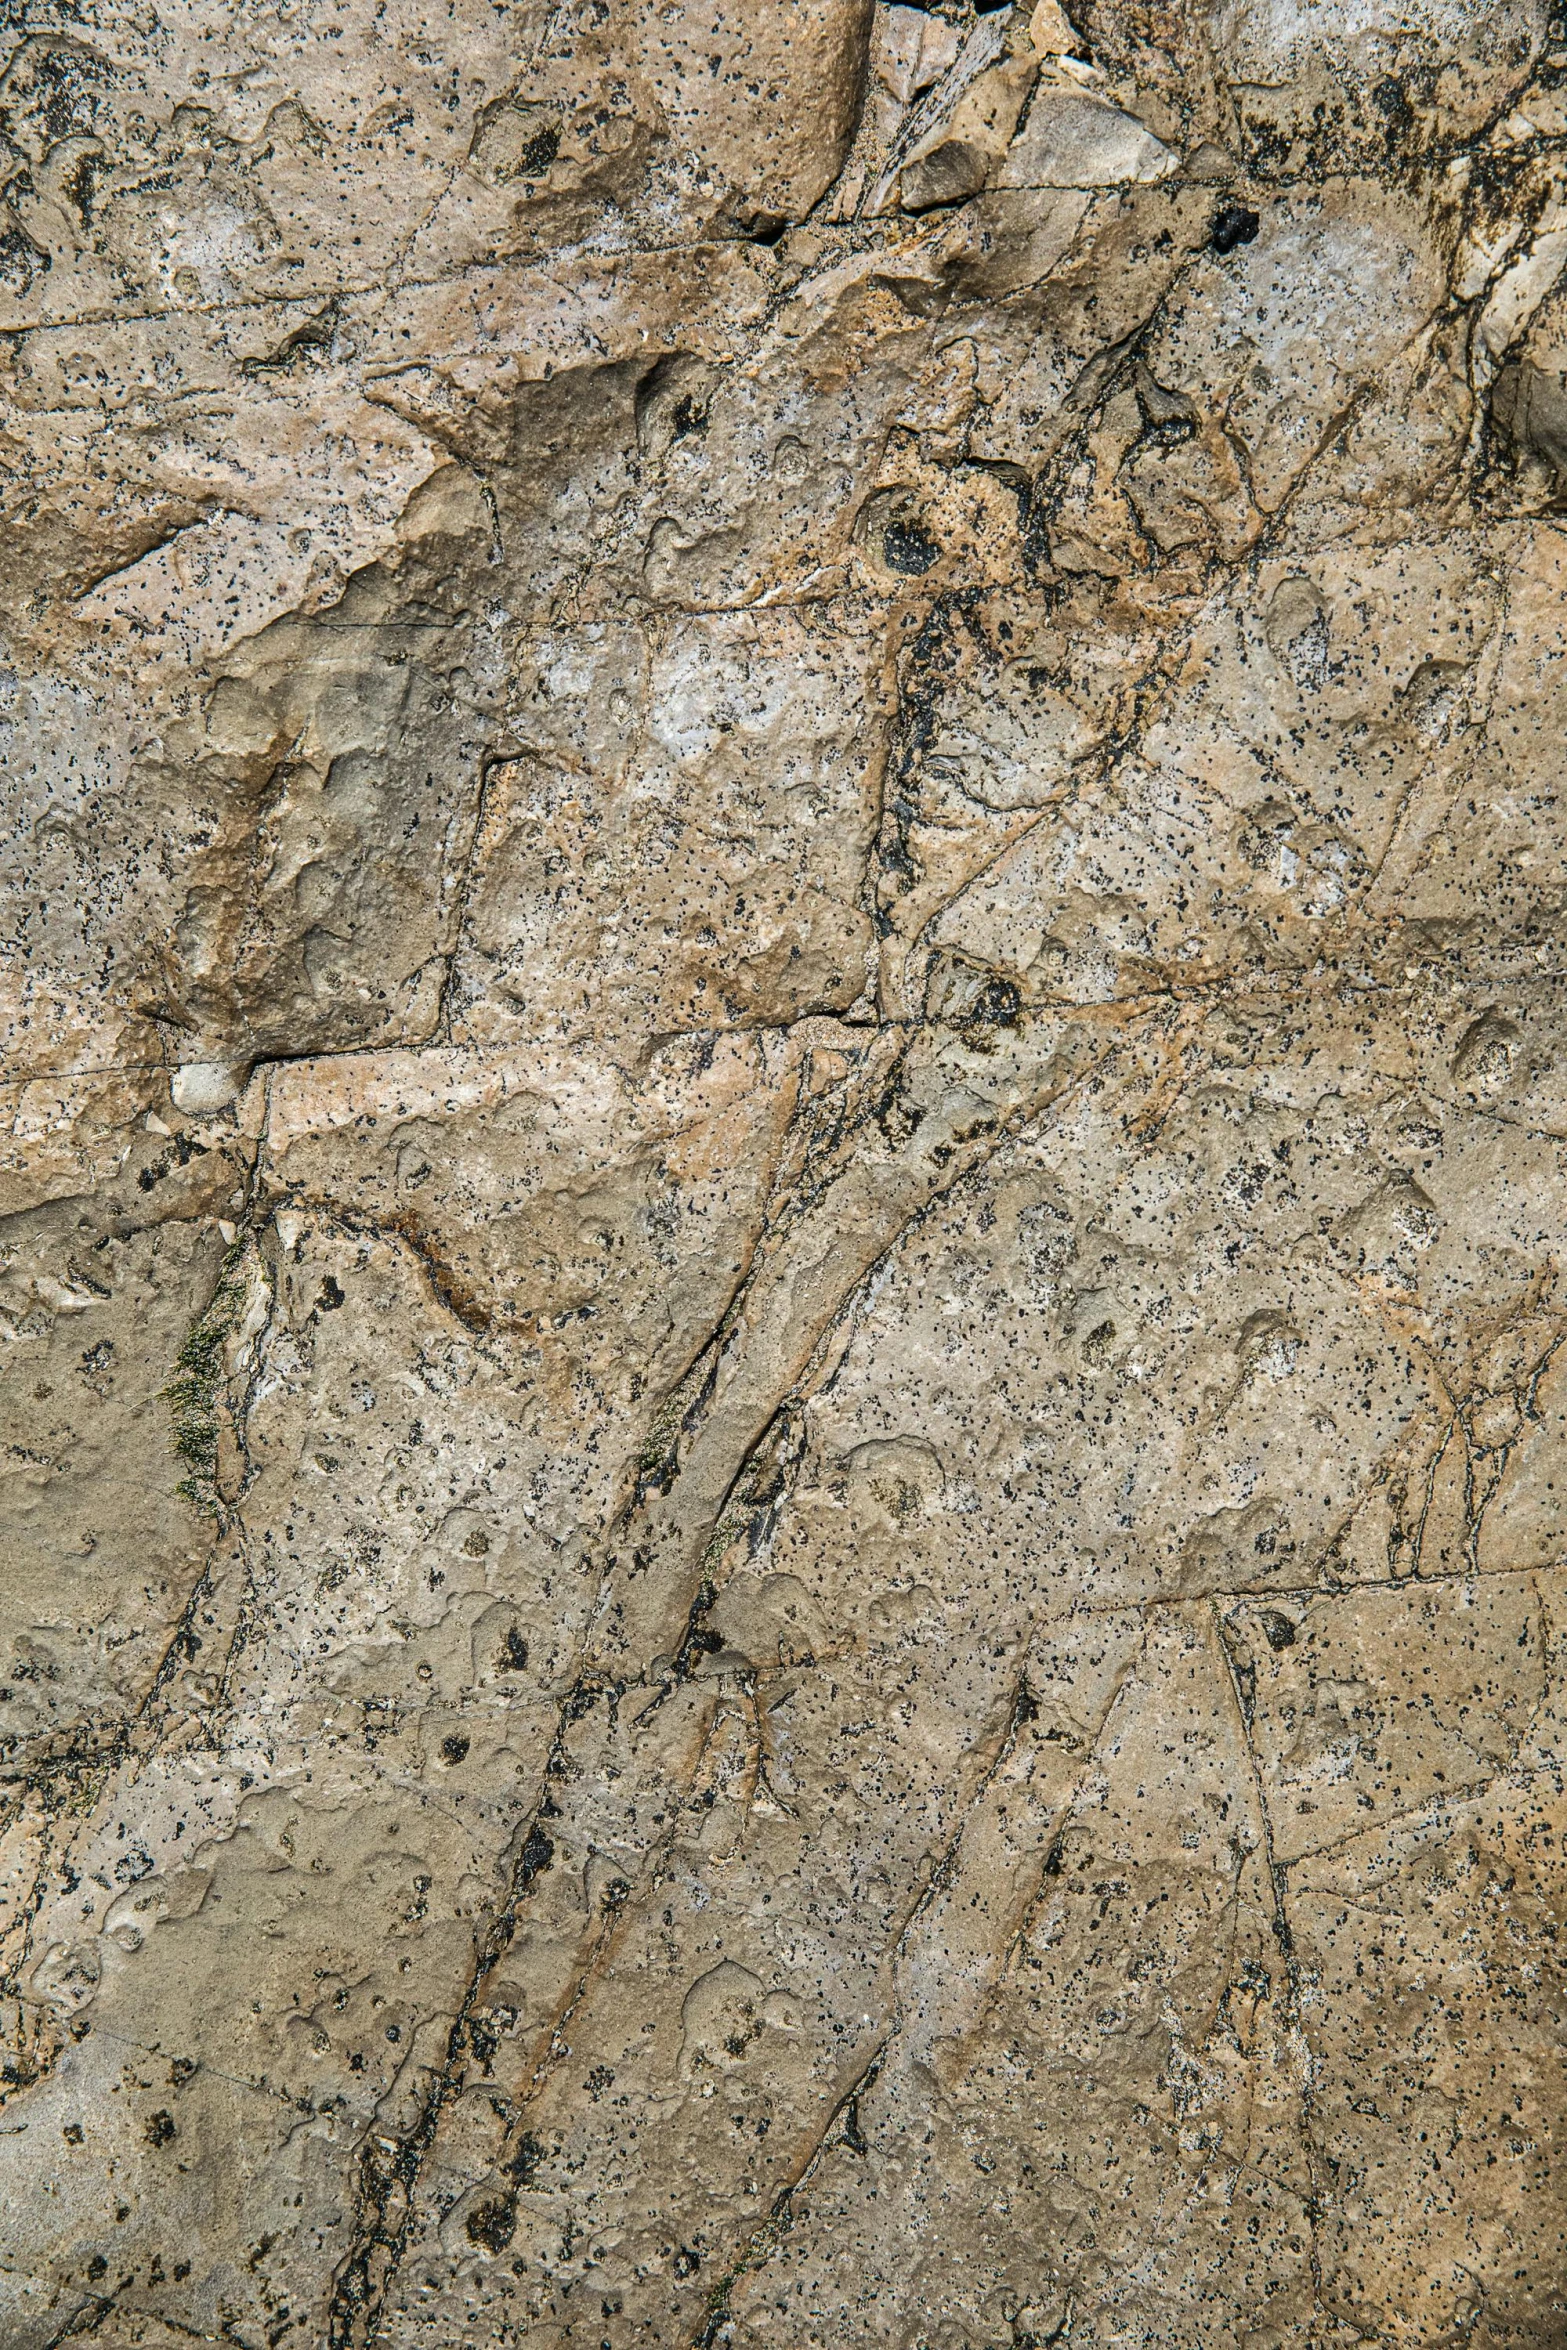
[316,1274,345,1313]
[1259,1610,1297,1651]
[673,2245,702,2278]
[86,2254,108,2281]
[565,1677,601,1722]
[163,1237,252,1515]
[517,121,560,176]
[441,1733,470,1764]
[499,1626,529,1672]
[1210,204,1260,255]
[62,149,105,226]
[28,44,110,145]
[514,1823,554,1897]
[0,219,50,295]
[63,2122,84,2144]
[882,517,940,575]
[876,1086,924,1146]
[145,2108,177,2146]
[964,974,1021,1033]
[1371,76,1414,150]
[1082,1319,1117,1367]
[465,2196,517,2254]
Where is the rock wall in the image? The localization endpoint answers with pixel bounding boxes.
[3,1,1567,2343]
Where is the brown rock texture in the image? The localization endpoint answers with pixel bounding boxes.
[3,1,1567,2343]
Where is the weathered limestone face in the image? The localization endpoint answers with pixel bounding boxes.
[3,1,1567,2343]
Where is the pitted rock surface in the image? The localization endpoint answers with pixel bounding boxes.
[3,3,1567,2345]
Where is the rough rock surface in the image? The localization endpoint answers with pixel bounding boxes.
[3,1,1567,2343]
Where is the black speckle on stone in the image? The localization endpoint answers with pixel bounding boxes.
[1260,1610,1297,1651]
[86,2254,108,2282]
[145,2108,177,2146]
[673,2244,702,2277]
[316,1274,345,1312]
[441,1733,470,1764]
[1210,204,1260,255]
